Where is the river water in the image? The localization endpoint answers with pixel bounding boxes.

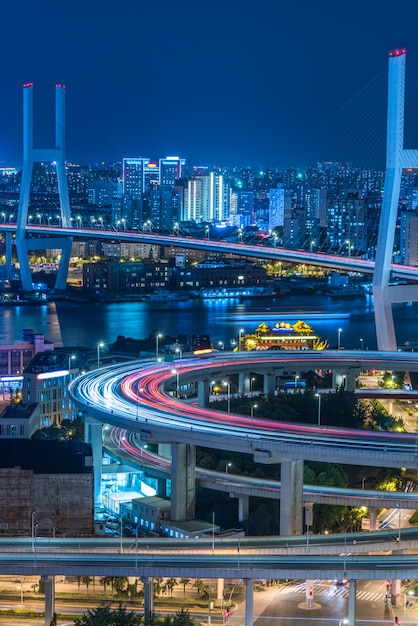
[1,293,418,352]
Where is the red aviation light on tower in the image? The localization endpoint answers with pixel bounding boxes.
[22,82,33,88]
[55,84,66,89]
[389,48,406,57]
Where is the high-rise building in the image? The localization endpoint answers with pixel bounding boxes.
[159,156,185,188]
[183,172,229,222]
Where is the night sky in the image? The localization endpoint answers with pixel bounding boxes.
[2,0,418,169]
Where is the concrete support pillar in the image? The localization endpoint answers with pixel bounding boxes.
[5,231,12,280]
[217,578,224,602]
[346,368,360,392]
[42,575,55,626]
[263,372,276,395]
[369,507,378,531]
[156,478,167,497]
[305,579,314,608]
[197,379,211,407]
[391,578,400,606]
[238,372,248,394]
[142,577,153,616]
[84,416,103,509]
[244,579,253,626]
[158,443,171,458]
[238,495,249,522]
[332,370,346,389]
[280,459,304,535]
[348,579,356,626]
[171,443,196,521]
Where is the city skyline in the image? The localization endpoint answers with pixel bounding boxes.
[2,1,418,169]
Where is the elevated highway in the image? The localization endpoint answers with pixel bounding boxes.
[70,350,418,469]
[3,222,418,281]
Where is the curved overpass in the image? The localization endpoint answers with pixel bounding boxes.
[70,350,418,470]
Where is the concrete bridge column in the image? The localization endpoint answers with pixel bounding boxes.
[156,478,167,497]
[5,231,13,280]
[239,372,250,394]
[263,371,277,395]
[238,495,249,522]
[142,577,153,616]
[244,579,253,626]
[346,368,361,392]
[171,443,196,521]
[332,370,346,389]
[280,459,304,535]
[158,443,171,458]
[217,578,224,602]
[198,379,211,407]
[348,579,356,626]
[42,575,55,626]
[391,578,400,606]
[369,507,378,531]
[84,416,103,508]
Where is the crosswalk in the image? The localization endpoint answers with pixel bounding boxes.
[280,580,384,603]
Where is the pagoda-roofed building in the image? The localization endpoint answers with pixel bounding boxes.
[241,321,328,351]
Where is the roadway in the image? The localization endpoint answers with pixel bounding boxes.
[3,223,418,281]
[69,350,418,469]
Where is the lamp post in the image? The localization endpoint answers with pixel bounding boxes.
[226,462,232,474]
[345,239,352,257]
[212,511,215,553]
[218,341,224,352]
[310,239,315,253]
[404,589,415,624]
[315,393,321,426]
[156,333,162,360]
[295,375,299,389]
[362,477,367,490]
[17,585,23,605]
[397,504,401,542]
[68,354,75,378]
[238,328,244,352]
[238,229,243,243]
[360,337,363,350]
[172,369,179,398]
[338,328,342,349]
[175,346,182,360]
[222,380,231,414]
[97,342,104,367]
[250,377,256,394]
[31,511,36,553]
[251,404,258,418]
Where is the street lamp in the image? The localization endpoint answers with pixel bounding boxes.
[222,380,231,414]
[17,585,23,605]
[172,368,180,398]
[238,328,244,352]
[68,354,75,378]
[251,404,258,418]
[315,393,321,426]
[31,511,36,553]
[225,462,232,474]
[345,239,352,257]
[362,477,367,490]
[360,338,364,350]
[310,239,315,253]
[338,620,348,626]
[397,503,401,542]
[156,333,162,360]
[97,342,104,367]
[205,225,210,239]
[218,341,224,352]
[175,346,183,360]
[238,229,243,243]
[250,377,256,394]
[295,375,299,389]
[338,328,342,349]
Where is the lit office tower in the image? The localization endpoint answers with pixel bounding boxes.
[268,184,285,230]
[122,157,150,228]
[183,172,229,222]
[304,188,327,246]
[327,191,366,254]
[159,156,185,188]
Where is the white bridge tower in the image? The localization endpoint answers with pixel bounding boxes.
[373,49,418,350]
[16,83,72,291]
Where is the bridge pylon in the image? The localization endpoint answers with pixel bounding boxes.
[16,83,72,291]
[373,49,418,350]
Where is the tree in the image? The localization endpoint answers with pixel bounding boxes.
[82,576,93,593]
[166,578,177,597]
[172,609,197,626]
[74,603,141,625]
[179,578,190,597]
[113,577,129,598]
